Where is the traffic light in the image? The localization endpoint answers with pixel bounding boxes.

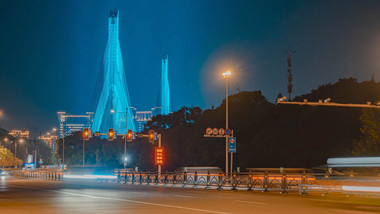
[108,128,114,141]
[83,128,90,140]
[149,130,155,143]
[126,129,133,142]
[155,147,164,165]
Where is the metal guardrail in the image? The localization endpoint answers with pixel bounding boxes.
[12,169,64,181]
[113,170,348,194]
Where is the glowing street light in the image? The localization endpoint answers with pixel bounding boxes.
[222,71,231,78]
[110,109,116,114]
[0,137,8,147]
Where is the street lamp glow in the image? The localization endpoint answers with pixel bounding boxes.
[124,157,128,162]
[222,71,231,78]
[110,109,116,114]
[52,128,57,132]
[19,139,24,143]
[4,138,8,142]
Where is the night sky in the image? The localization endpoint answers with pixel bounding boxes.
[0,0,380,132]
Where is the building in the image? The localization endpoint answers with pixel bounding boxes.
[134,111,154,132]
[39,135,58,150]
[57,112,93,138]
[9,130,30,139]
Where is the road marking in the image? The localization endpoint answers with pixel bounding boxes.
[8,184,229,214]
[173,194,196,198]
[130,191,148,195]
[328,209,377,214]
[308,199,358,204]
[234,200,268,205]
[53,190,227,214]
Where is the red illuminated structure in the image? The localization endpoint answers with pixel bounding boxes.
[155,147,164,165]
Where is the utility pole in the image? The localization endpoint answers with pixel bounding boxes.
[284,49,296,100]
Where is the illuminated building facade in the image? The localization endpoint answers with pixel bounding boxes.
[135,111,153,132]
[9,130,30,139]
[57,112,93,138]
[90,10,136,134]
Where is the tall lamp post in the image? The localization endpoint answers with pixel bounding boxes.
[15,139,24,168]
[222,71,231,175]
[111,107,133,170]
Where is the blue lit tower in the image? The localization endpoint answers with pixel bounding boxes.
[160,56,170,115]
[90,10,136,134]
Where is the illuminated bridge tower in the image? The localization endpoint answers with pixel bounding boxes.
[90,10,136,134]
[160,56,170,115]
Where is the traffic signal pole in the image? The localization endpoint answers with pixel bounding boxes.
[83,138,85,168]
[124,110,128,170]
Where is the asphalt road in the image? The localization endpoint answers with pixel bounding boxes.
[1,176,380,214]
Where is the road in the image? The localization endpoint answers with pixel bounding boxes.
[1,177,380,214]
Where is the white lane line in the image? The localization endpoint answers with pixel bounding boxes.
[234,200,268,205]
[130,191,148,195]
[173,194,196,198]
[8,184,229,214]
[328,209,377,214]
[308,199,358,205]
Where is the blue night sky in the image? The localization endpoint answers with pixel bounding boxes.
[1,0,380,132]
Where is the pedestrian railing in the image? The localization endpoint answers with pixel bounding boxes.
[12,169,64,181]
[113,170,348,194]
[11,168,353,194]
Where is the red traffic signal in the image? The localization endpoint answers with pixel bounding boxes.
[83,128,90,140]
[155,147,164,165]
[127,129,133,142]
[149,130,155,143]
[108,128,114,141]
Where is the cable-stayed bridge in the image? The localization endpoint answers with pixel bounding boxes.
[58,10,170,137]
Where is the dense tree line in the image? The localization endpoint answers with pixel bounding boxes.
[56,78,380,171]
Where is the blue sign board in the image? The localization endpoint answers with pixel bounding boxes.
[225,129,231,136]
[228,137,236,153]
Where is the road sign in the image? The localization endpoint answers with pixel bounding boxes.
[218,128,225,136]
[212,128,218,135]
[206,128,213,135]
[225,129,231,136]
[228,137,236,153]
[154,132,158,141]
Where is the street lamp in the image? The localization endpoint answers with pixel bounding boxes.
[110,108,132,170]
[222,70,231,175]
[1,137,8,147]
[15,138,24,159]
